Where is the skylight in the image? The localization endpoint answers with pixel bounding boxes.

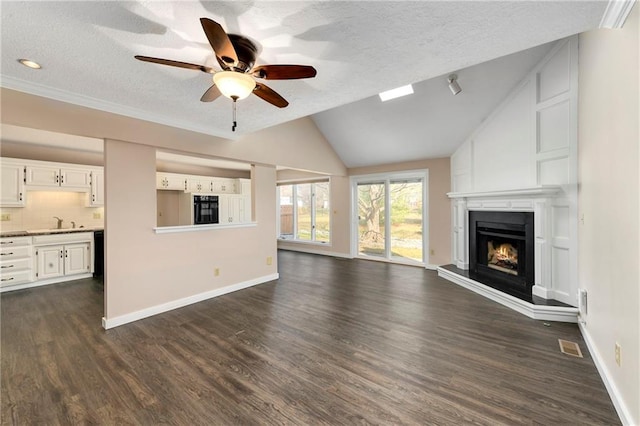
[378,84,414,102]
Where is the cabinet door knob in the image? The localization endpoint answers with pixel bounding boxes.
[1,277,14,282]
[1,264,14,269]
[0,252,13,256]
[0,241,13,245]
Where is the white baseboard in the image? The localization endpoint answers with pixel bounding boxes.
[0,273,94,293]
[102,273,279,329]
[278,246,353,259]
[579,322,633,425]
[437,267,578,323]
[425,264,440,271]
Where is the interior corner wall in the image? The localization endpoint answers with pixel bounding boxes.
[104,139,277,323]
[577,5,639,424]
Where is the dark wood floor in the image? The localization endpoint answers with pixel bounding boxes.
[2,251,619,425]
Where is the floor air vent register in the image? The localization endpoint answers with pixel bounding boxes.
[558,339,583,358]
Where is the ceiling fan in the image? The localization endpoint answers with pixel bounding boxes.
[135,18,317,131]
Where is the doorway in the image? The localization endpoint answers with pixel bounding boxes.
[352,171,428,265]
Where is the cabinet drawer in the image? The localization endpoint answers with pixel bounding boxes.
[0,245,32,260]
[0,269,33,287]
[0,257,32,272]
[0,236,32,247]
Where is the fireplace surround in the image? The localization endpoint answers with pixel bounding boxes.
[469,210,534,299]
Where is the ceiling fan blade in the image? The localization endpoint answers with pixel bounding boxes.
[251,65,317,80]
[200,85,221,102]
[253,83,289,108]
[200,18,238,67]
[134,55,213,73]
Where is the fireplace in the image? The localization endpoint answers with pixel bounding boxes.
[469,211,534,298]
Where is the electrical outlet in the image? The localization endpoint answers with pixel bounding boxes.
[214,268,220,277]
[0,214,11,221]
[266,256,273,266]
[93,212,102,219]
[615,342,621,366]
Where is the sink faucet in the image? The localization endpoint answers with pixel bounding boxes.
[53,216,63,229]
[71,221,76,229]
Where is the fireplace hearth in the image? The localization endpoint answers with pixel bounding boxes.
[469,211,534,299]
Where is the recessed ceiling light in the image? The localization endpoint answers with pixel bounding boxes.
[379,84,414,102]
[18,59,42,69]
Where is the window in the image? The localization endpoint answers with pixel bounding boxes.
[278,181,330,243]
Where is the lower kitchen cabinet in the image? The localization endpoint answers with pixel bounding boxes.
[219,194,251,224]
[0,236,34,287]
[36,243,91,280]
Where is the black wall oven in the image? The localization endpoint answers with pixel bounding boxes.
[193,195,219,225]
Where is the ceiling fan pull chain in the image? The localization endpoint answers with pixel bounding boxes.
[232,96,238,132]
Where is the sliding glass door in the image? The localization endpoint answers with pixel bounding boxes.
[357,182,386,258]
[354,172,427,265]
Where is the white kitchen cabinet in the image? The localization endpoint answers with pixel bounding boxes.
[186,177,213,193]
[212,178,238,194]
[36,242,90,280]
[64,243,91,275]
[157,172,187,191]
[0,161,25,207]
[219,194,251,224]
[26,164,91,189]
[238,178,251,195]
[0,236,34,287]
[89,170,104,206]
[36,245,65,280]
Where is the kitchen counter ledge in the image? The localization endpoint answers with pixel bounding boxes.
[154,222,257,234]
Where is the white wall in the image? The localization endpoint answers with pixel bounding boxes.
[450,36,579,305]
[578,5,639,424]
[104,139,278,323]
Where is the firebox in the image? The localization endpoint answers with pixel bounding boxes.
[469,211,534,298]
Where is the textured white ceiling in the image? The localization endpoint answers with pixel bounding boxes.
[0,1,608,166]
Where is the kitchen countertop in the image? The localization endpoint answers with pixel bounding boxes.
[1,227,104,238]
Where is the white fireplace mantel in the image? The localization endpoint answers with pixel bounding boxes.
[446,184,575,306]
[447,185,563,200]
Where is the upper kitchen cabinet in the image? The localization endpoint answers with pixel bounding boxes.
[0,159,25,207]
[157,172,187,191]
[89,170,104,206]
[212,178,237,194]
[26,163,91,189]
[186,177,212,193]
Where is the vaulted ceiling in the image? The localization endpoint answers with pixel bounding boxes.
[1,1,611,168]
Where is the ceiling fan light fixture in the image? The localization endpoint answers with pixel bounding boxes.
[213,71,256,100]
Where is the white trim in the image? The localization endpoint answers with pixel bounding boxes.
[437,267,578,322]
[102,273,278,329]
[154,222,256,234]
[278,246,353,259]
[0,273,94,293]
[599,0,637,28]
[425,264,439,271]
[579,322,633,425]
[447,186,562,199]
[0,76,235,140]
[532,284,552,299]
[350,169,429,264]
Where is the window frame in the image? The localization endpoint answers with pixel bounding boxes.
[277,179,331,245]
